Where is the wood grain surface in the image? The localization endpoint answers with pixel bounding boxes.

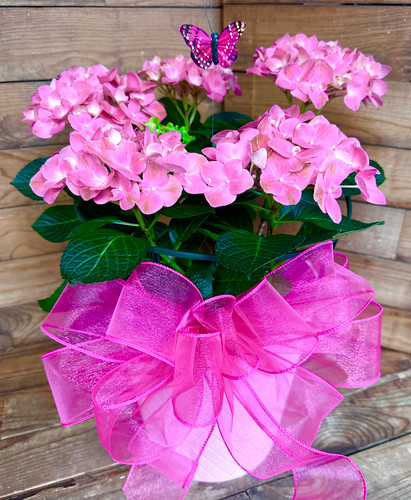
[381,307,411,354]
[0,252,62,308]
[225,0,409,4]
[0,341,56,394]
[363,145,411,209]
[0,7,222,82]
[344,251,411,311]
[0,302,48,351]
[1,1,220,5]
[0,204,66,261]
[334,202,404,260]
[398,210,411,263]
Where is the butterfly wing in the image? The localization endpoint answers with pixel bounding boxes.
[180,24,213,69]
[217,21,246,68]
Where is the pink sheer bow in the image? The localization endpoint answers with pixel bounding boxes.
[41,242,382,499]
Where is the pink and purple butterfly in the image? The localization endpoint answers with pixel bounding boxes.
[180,21,246,70]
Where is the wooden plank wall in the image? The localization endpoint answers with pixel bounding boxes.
[223,0,411,353]
[0,1,222,354]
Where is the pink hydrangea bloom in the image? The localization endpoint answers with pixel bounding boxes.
[138,163,182,214]
[247,34,391,111]
[236,104,385,219]
[140,55,241,103]
[201,159,254,207]
[22,65,166,139]
[30,124,196,214]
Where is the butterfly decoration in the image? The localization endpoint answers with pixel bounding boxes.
[180,21,246,70]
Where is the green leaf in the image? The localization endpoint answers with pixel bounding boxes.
[11,157,50,201]
[215,230,304,278]
[153,221,173,248]
[214,205,255,231]
[32,205,82,242]
[160,204,214,219]
[67,216,137,239]
[61,230,149,284]
[297,217,384,247]
[186,261,217,299]
[203,112,253,131]
[169,214,210,244]
[38,281,68,312]
[213,265,261,296]
[278,197,383,234]
[370,160,386,186]
[198,227,220,241]
[74,197,125,219]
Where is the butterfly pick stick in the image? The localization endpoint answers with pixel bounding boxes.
[180,21,246,69]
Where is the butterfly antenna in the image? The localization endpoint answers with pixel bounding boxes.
[202,0,214,34]
[208,0,217,33]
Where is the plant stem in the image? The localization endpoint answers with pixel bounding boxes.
[160,254,185,274]
[132,208,156,246]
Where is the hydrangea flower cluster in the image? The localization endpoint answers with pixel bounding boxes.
[29,99,386,222]
[22,65,166,139]
[29,116,256,213]
[140,55,242,104]
[30,125,201,213]
[209,104,386,223]
[247,33,391,111]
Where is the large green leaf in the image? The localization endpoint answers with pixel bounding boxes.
[213,265,261,296]
[297,218,384,247]
[32,205,82,242]
[11,157,50,201]
[169,214,210,244]
[215,230,304,278]
[279,197,383,233]
[186,261,217,299]
[61,230,149,284]
[68,216,140,239]
[160,204,214,219]
[38,281,68,312]
[214,205,255,231]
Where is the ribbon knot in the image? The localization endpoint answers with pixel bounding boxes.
[41,242,382,499]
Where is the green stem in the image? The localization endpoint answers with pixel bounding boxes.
[146,215,161,232]
[160,254,185,274]
[187,103,198,127]
[315,102,328,115]
[132,208,156,246]
[284,90,293,106]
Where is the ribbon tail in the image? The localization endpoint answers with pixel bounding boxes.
[124,464,192,500]
[292,454,366,500]
[219,371,366,499]
[123,424,216,500]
